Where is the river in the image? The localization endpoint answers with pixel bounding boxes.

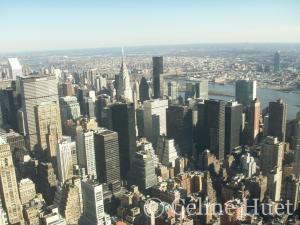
[208,83,300,120]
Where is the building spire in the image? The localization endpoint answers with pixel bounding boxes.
[120,47,127,72]
[122,47,124,59]
[116,47,133,102]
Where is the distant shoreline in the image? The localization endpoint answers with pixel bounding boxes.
[211,82,300,94]
[208,90,234,97]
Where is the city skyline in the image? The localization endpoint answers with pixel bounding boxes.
[0,1,300,224]
[1,0,300,53]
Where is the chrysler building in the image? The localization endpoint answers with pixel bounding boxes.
[115,49,133,102]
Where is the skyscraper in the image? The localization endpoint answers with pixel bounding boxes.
[127,150,157,192]
[109,103,136,179]
[34,101,62,160]
[267,168,282,202]
[94,128,121,193]
[95,94,111,127]
[115,50,133,102]
[291,112,300,149]
[196,80,209,100]
[225,101,243,154]
[241,153,256,177]
[136,107,144,138]
[83,96,95,118]
[282,174,299,211]
[139,77,150,102]
[235,80,257,107]
[77,87,89,114]
[247,98,260,145]
[0,87,19,130]
[18,178,36,205]
[8,58,23,80]
[166,105,193,155]
[57,138,74,183]
[167,81,178,101]
[59,96,81,123]
[95,75,107,92]
[156,135,179,167]
[274,51,280,73]
[20,75,59,151]
[196,99,226,161]
[61,82,74,97]
[0,138,24,225]
[143,99,168,147]
[79,180,111,225]
[268,99,287,142]
[260,136,284,175]
[76,130,97,179]
[185,81,208,100]
[58,178,82,225]
[37,162,57,205]
[152,56,163,99]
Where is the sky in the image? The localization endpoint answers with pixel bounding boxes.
[0,0,300,53]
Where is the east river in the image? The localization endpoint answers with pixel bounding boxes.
[208,83,300,120]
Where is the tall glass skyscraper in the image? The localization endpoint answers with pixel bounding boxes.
[152,56,163,99]
[235,79,256,107]
[274,51,280,73]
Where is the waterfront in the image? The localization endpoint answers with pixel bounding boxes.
[209,83,300,120]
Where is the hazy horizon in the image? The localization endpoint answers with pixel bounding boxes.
[1,0,300,53]
[2,43,300,58]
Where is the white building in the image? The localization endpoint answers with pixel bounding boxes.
[267,168,282,202]
[156,135,179,167]
[89,90,96,102]
[19,75,60,150]
[42,206,66,225]
[18,178,36,205]
[241,153,256,177]
[95,76,107,92]
[137,138,159,166]
[59,96,81,122]
[79,180,111,225]
[76,130,97,179]
[57,137,75,183]
[143,99,168,147]
[260,136,284,175]
[8,58,22,80]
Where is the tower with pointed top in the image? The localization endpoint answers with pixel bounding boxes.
[115,49,133,102]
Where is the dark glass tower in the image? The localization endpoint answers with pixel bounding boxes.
[274,51,280,73]
[77,87,89,114]
[94,129,121,193]
[0,87,19,131]
[268,99,287,142]
[127,151,157,192]
[235,80,256,107]
[109,102,136,180]
[95,95,110,127]
[195,99,225,161]
[166,105,193,156]
[152,56,163,99]
[84,97,95,118]
[225,101,243,155]
[139,77,150,102]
